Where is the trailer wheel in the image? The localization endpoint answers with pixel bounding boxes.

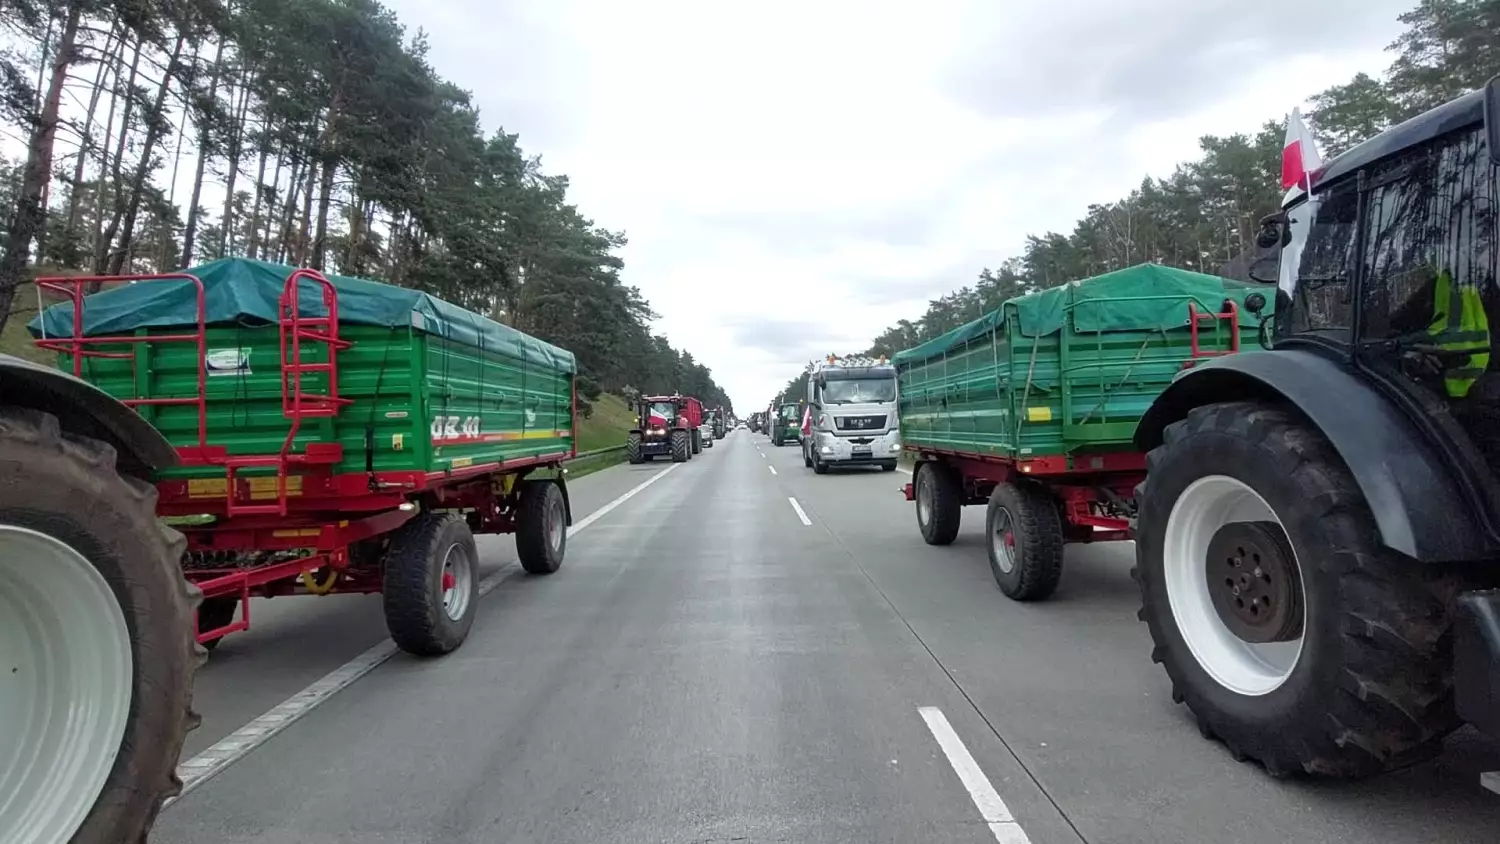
[986,482,1064,601]
[382,513,479,657]
[626,433,644,465]
[691,428,702,454]
[196,596,238,652]
[671,429,690,462]
[915,461,962,545]
[1134,401,1461,778]
[517,480,567,575]
[0,407,200,844]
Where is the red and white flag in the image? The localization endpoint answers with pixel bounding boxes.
[1280,107,1323,193]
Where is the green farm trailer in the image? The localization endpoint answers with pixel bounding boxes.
[29,258,579,657]
[895,264,1269,600]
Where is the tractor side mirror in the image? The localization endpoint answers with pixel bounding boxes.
[1244,292,1267,316]
[1255,212,1290,250]
[1486,74,1500,165]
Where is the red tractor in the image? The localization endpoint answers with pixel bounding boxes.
[627,394,704,463]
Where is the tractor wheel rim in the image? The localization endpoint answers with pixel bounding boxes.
[1163,475,1306,696]
[991,507,1016,573]
[440,542,473,621]
[0,524,133,844]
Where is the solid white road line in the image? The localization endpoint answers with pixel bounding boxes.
[918,706,1033,844]
[787,497,812,526]
[169,462,683,806]
[767,465,777,475]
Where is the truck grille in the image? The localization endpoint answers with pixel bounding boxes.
[836,415,886,431]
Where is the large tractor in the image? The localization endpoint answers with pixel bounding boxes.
[0,352,200,844]
[1134,80,1500,787]
[626,394,704,464]
[769,401,802,447]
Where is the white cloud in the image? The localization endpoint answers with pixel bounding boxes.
[384,0,1409,413]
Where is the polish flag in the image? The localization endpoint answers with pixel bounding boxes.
[648,406,669,427]
[1280,107,1323,192]
[801,405,811,437]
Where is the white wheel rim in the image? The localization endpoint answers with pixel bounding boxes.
[917,471,933,525]
[0,524,133,844]
[1163,475,1305,696]
[440,543,473,621]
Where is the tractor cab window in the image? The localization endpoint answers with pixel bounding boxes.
[647,402,677,425]
[1355,124,1500,470]
[1278,182,1358,343]
[779,405,800,421]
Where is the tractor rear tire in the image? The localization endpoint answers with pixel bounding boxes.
[1134,401,1463,778]
[382,513,479,657]
[671,429,690,463]
[517,479,567,574]
[0,407,200,844]
[626,433,644,465]
[985,482,1065,601]
[915,461,962,545]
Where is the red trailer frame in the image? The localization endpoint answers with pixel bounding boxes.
[35,270,577,646]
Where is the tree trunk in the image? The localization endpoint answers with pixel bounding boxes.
[64,21,120,240]
[275,149,306,264]
[295,156,317,265]
[245,115,271,259]
[217,83,251,257]
[180,35,226,267]
[311,154,336,269]
[0,3,83,334]
[105,34,188,276]
[95,36,142,273]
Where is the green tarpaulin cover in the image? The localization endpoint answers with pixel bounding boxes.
[28,257,576,373]
[892,264,1267,366]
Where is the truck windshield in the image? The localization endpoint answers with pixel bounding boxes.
[820,377,896,404]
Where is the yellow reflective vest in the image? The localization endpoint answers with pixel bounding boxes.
[1429,270,1491,398]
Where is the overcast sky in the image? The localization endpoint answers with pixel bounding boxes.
[383,0,1411,413]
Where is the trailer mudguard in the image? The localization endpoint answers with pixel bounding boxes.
[1135,349,1490,562]
[0,353,177,475]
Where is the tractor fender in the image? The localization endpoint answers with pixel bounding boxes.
[0,353,177,477]
[1135,350,1490,563]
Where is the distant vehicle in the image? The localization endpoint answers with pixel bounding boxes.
[802,354,900,474]
[628,394,703,463]
[769,401,801,446]
[700,420,715,448]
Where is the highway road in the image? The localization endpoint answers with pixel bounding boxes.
[154,429,1500,844]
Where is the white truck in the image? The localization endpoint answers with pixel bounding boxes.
[801,354,901,474]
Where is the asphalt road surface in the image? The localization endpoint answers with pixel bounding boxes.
[154,429,1500,844]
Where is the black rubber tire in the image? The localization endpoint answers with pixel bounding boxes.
[382,513,479,656]
[626,433,643,464]
[1134,400,1462,778]
[812,450,830,474]
[0,407,201,844]
[517,479,568,575]
[671,429,690,462]
[915,461,962,545]
[197,595,238,652]
[691,428,702,454]
[985,482,1065,601]
[881,462,898,472]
